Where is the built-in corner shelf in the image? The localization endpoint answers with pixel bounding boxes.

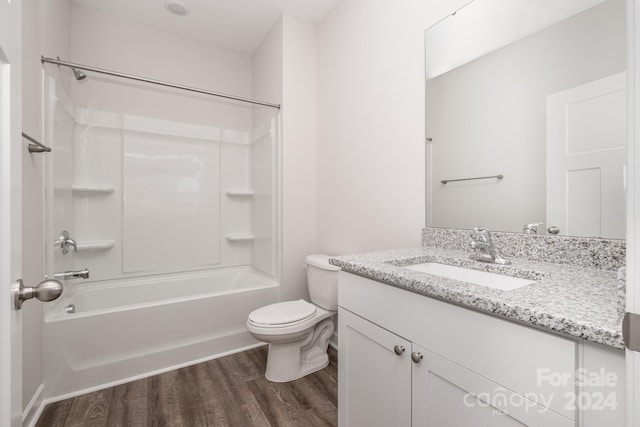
[225,189,255,197]
[72,184,116,196]
[225,233,255,243]
[75,240,116,252]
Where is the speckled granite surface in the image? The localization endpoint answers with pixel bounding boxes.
[330,246,624,349]
[422,227,626,271]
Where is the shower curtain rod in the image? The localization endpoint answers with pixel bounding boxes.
[41,56,281,109]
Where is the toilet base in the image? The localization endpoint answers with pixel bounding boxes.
[265,318,334,382]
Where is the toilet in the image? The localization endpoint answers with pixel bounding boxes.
[247,254,339,382]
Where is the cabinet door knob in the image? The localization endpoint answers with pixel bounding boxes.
[411,352,423,364]
[393,345,405,356]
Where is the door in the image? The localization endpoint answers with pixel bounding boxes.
[546,72,626,238]
[411,344,574,426]
[0,0,22,426]
[338,307,412,427]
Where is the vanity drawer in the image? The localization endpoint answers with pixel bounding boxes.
[339,272,578,420]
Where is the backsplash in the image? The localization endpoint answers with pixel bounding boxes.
[422,227,626,272]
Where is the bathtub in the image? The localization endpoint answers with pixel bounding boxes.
[43,267,280,400]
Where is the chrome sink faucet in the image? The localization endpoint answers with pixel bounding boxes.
[469,227,511,265]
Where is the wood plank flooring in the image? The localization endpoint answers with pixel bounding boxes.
[36,346,337,427]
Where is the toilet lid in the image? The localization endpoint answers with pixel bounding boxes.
[249,299,317,326]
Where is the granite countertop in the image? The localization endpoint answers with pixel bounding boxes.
[330,247,624,349]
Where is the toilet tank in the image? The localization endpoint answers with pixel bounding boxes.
[305,254,340,311]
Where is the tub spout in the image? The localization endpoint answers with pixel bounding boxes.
[55,268,90,280]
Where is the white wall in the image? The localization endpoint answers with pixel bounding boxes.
[252,18,283,279]
[281,15,318,301]
[21,0,71,423]
[253,18,283,115]
[253,15,319,302]
[316,0,468,255]
[69,4,253,130]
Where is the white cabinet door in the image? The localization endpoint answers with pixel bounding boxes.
[338,307,412,427]
[411,344,575,427]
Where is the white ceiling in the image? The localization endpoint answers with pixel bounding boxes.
[71,0,341,53]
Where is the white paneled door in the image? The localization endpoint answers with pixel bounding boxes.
[546,72,627,239]
[0,0,23,426]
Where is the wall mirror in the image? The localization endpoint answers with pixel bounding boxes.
[425,0,626,238]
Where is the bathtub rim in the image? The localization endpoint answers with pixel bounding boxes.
[45,265,280,322]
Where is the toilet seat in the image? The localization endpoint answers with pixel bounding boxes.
[248,299,317,328]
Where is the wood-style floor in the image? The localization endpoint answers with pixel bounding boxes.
[36,346,337,427]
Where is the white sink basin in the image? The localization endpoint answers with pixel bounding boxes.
[405,262,535,291]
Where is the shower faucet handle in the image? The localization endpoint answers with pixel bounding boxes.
[56,230,77,254]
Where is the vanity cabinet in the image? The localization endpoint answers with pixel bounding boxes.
[338,272,625,427]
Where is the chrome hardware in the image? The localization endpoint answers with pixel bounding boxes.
[41,56,281,110]
[441,174,503,185]
[65,304,76,314]
[56,230,77,254]
[523,222,543,234]
[469,227,511,265]
[547,226,560,235]
[411,352,424,364]
[623,313,640,352]
[394,345,406,356]
[14,278,63,310]
[22,132,52,153]
[54,268,90,280]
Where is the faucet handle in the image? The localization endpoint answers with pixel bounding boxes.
[523,222,543,234]
[56,230,77,255]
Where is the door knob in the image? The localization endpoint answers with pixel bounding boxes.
[411,352,423,364]
[14,278,63,310]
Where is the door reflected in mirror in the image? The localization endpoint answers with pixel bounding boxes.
[425,0,626,238]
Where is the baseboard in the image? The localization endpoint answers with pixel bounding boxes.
[23,383,45,427]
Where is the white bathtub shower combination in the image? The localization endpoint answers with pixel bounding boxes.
[43,72,281,400]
